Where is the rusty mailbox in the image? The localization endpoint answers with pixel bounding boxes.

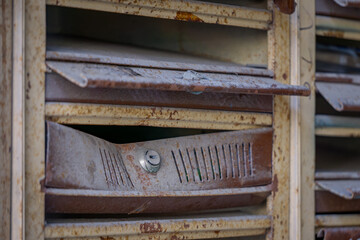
[44,36,310,214]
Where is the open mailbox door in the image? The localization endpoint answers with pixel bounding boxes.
[45,37,310,114]
[316,73,360,112]
[45,122,273,214]
[316,179,360,213]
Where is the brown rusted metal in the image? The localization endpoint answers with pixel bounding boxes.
[45,121,272,213]
[316,81,360,112]
[46,73,273,113]
[318,227,360,240]
[316,0,360,20]
[316,191,360,213]
[45,37,310,96]
[274,0,296,14]
[316,73,360,85]
[46,60,310,96]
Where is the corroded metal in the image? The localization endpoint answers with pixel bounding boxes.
[46,73,274,113]
[274,0,296,14]
[46,0,273,30]
[45,102,273,130]
[317,227,360,240]
[47,60,310,96]
[45,37,310,96]
[44,215,271,239]
[45,121,273,214]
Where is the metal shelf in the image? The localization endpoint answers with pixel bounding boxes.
[316,214,360,228]
[45,214,271,239]
[46,0,272,30]
[45,102,273,130]
[315,115,360,137]
[316,15,360,41]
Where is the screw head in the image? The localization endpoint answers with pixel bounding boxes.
[139,149,161,173]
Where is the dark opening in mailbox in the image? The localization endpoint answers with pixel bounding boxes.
[45,121,273,214]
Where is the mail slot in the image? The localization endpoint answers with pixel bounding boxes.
[44,121,273,214]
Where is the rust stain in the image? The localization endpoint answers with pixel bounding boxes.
[100,237,115,240]
[274,0,296,14]
[322,30,345,39]
[175,11,204,23]
[272,174,279,198]
[139,222,163,234]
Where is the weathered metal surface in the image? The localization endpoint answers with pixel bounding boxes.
[316,190,360,213]
[316,0,360,20]
[44,215,271,239]
[289,0,316,238]
[12,0,26,239]
[316,82,360,112]
[46,73,273,113]
[47,60,310,96]
[315,115,360,137]
[274,0,296,14]
[47,37,273,77]
[316,180,360,199]
[45,103,273,130]
[317,227,360,240]
[316,214,360,227]
[45,121,272,213]
[0,0,12,239]
[316,73,360,85]
[25,0,46,239]
[334,0,360,7]
[267,2,291,239]
[316,16,360,41]
[46,0,272,30]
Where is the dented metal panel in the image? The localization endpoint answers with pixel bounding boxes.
[46,73,274,112]
[316,81,360,111]
[47,61,310,96]
[317,227,360,240]
[316,180,360,199]
[46,37,311,96]
[45,121,272,213]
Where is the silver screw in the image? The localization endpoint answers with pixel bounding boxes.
[139,149,161,173]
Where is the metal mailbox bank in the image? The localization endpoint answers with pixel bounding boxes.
[3,0,359,239]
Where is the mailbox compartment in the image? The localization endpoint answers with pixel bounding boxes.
[45,121,273,214]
